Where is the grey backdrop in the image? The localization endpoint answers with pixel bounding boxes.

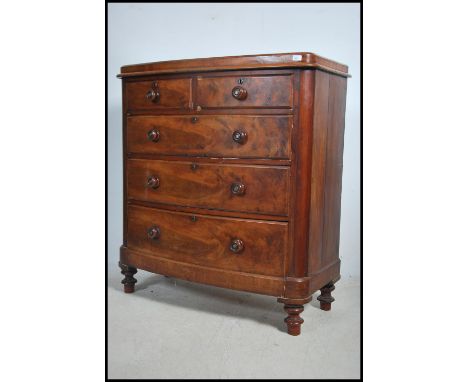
[108,3,361,278]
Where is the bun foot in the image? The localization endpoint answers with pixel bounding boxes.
[284,304,304,336]
[119,261,137,293]
[318,282,335,311]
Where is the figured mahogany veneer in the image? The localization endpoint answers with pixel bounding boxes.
[196,74,293,108]
[127,159,289,216]
[127,205,287,277]
[126,78,192,111]
[118,52,349,336]
[127,115,292,159]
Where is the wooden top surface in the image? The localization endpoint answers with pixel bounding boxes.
[118,52,349,78]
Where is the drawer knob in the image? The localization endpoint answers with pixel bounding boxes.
[147,176,160,189]
[232,86,248,101]
[145,81,160,103]
[232,130,247,144]
[147,129,160,142]
[229,238,244,254]
[147,226,161,240]
[231,182,246,196]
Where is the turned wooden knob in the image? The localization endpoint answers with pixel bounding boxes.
[147,226,161,240]
[232,130,247,144]
[146,176,160,189]
[232,86,248,100]
[145,81,160,102]
[229,238,244,253]
[147,129,160,142]
[231,182,246,196]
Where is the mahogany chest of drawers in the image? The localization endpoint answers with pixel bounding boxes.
[117,53,349,335]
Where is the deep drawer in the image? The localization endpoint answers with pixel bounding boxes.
[127,115,291,159]
[127,205,287,277]
[126,78,191,111]
[127,159,290,216]
[196,74,293,108]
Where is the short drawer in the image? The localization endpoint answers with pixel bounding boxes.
[127,115,291,159]
[127,205,287,277]
[196,75,293,108]
[127,159,289,216]
[126,78,191,111]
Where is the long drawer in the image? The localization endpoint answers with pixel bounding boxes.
[127,115,291,159]
[127,159,290,216]
[127,205,287,277]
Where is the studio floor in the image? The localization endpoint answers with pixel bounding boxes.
[108,269,360,379]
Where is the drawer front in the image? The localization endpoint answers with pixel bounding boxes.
[127,115,291,159]
[127,159,289,216]
[127,205,287,277]
[126,78,191,111]
[196,75,293,108]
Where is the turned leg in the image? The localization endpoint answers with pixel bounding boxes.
[119,261,137,293]
[283,304,304,336]
[318,281,335,311]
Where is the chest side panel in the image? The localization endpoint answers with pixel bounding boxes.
[308,71,348,275]
[321,75,347,269]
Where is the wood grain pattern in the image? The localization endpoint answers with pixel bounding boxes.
[278,259,341,305]
[288,69,314,278]
[196,75,293,108]
[127,115,292,159]
[122,79,129,246]
[308,70,330,273]
[128,199,290,222]
[127,159,290,216]
[120,245,285,296]
[127,154,291,166]
[307,71,347,275]
[118,52,349,78]
[127,205,287,277]
[126,78,192,111]
[322,75,347,268]
[118,53,350,336]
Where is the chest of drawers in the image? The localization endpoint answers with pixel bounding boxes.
[117,53,349,336]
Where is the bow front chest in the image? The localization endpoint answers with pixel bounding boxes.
[117,53,349,335]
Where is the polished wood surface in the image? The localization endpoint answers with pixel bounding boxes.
[317,281,336,311]
[284,305,304,336]
[126,78,191,111]
[121,246,285,297]
[127,115,292,159]
[118,262,137,294]
[128,199,290,223]
[308,71,348,274]
[118,52,349,78]
[127,205,287,277]
[119,52,349,336]
[196,75,293,108]
[127,159,290,216]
